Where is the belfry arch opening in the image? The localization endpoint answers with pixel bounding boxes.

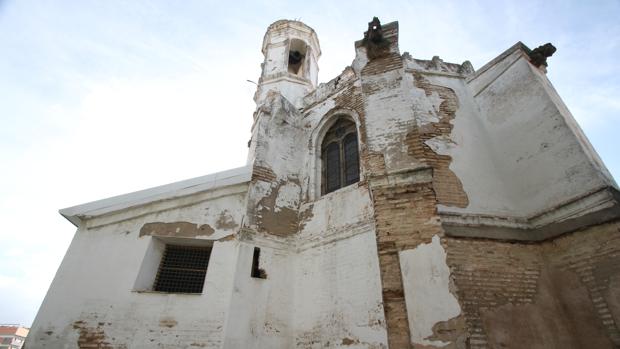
[288,38,307,76]
[321,117,360,195]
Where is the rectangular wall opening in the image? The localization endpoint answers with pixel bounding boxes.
[153,244,212,293]
[251,247,267,279]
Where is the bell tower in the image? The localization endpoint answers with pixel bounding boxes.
[254,20,321,108]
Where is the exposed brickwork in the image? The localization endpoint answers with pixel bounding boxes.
[443,221,620,348]
[545,221,620,346]
[409,72,469,208]
[360,23,403,77]
[373,183,442,249]
[358,29,471,346]
[370,181,443,348]
[366,152,387,175]
[361,52,403,77]
[251,165,277,183]
[354,32,616,348]
[361,76,403,95]
[444,238,543,348]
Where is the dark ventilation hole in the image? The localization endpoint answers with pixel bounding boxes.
[153,245,211,293]
[251,247,267,279]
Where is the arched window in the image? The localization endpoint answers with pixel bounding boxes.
[321,118,360,194]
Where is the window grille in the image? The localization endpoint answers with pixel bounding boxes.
[321,118,360,194]
[153,245,211,293]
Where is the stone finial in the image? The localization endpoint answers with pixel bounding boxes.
[458,61,475,75]
[362,17,390,59]
[365,17,384,43]
[431,56,443,70]
[528,43,556,67]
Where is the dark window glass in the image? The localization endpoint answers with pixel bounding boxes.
[344,133,360,185]
[325,142,341,193]
[153,245,211,293]
[321,118,360,194]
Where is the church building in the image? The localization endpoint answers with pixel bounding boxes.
[28,18,620,348]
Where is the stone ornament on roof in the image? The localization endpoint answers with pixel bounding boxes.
[362,17,391,59]
[528,43,557,67]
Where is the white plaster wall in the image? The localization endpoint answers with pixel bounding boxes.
[222,243,295,349]
[307,48,319,88]
[467,49,523,97]
[293,231,387,348]
[293,186,388,348]
[474,57,611,217]
[357,61,515,216]
[400,235,462,348]
[84,184,247,232]
[363,69,427,174]
[424,74,514,216]
[262,42,287,77]
[252,94,306,177]
[297,185,373,243]
[29,189,247,348]
[256,79,313,109]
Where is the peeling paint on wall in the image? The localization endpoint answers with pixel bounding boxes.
[410,72,469,208]
[256,179,302,237]
[139,221,215,238]
[73,320,125,349]
[216,210,237,230]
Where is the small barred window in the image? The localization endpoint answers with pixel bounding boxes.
[321,118,360,195]
[153,245,211,293]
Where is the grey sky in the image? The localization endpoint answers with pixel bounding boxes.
[1,0,618,326]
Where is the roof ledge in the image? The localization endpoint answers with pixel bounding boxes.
[60,166,252,227]
[440,186,620,241]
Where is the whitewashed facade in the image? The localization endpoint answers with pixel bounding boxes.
[29,19,620,349]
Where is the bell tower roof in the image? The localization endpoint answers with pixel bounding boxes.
[261,20,321,58]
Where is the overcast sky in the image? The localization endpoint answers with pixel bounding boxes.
[1,0,618,327]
